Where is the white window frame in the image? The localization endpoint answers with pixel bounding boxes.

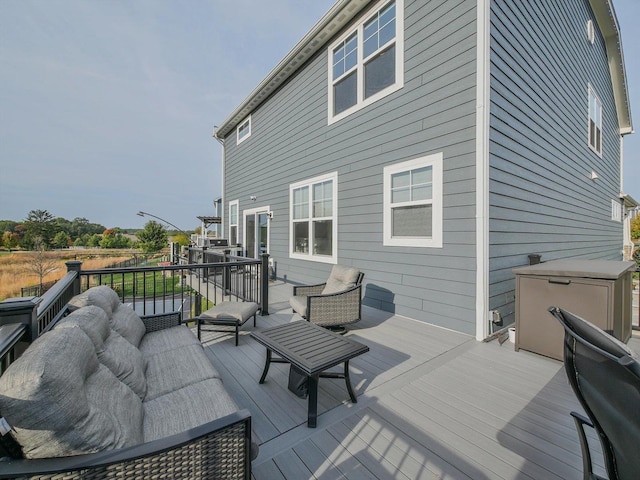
[611,199,622,222]
[327,0,404,124]
[588,85,602,156]
[383,153,443,248]
[289,172,338,264]
[228,200,239,245]
[236,115,251,145]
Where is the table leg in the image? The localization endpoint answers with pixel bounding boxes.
[344,360,357,403]
[307,375,319,428]
[259,348,272,384]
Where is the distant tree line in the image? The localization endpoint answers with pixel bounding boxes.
[0,209,189,253]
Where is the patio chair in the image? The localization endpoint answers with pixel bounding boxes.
[548,306,640,480]
[289,265,364,332]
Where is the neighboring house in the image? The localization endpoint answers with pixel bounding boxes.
[213,0,633,339]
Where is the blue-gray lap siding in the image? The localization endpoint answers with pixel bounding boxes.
[488,0,625,325]
[223,0,479,335]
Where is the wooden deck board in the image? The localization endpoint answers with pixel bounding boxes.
[206,281,639,480]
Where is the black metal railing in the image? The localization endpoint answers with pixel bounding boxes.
[0,251,270,370]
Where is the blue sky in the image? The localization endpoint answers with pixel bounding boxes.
[0,0,638,230]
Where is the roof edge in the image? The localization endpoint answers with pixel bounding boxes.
[589,0,633,134]
[214,0,371,139]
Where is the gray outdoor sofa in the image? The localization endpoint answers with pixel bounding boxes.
[0,285,253,479]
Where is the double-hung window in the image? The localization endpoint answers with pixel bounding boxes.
[236,116,251,145]
[290,172,338,263]
[328,0,404,123]
[383,153,443,248]
[229,200,239,245]
[588,85,602,155]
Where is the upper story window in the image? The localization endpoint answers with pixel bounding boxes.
[236,116,251,145]
[588,85,602,156]
[290,172,338,263]
[383,153,443,248]
[229,200,239,245]
[328,0,404,124]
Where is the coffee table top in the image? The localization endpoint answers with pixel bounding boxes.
[251,321,369,375]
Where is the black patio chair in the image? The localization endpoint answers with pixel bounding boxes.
[548,306,640,480]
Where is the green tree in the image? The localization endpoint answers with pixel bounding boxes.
[24,209,58,249]
[99,228,132,249]
[2,231,19,250]
[137,221,168,253]
[0,220,18,234]
[88,233,102,247]
[631,215,640,241]
[52,231,71,249]
[171,233,191,247]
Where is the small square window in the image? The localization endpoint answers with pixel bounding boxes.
[236,116,251,145]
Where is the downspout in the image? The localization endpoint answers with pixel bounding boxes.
[213,127,225,239]
[475,0,491,341]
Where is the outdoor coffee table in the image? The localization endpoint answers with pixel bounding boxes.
[251,320,369,427]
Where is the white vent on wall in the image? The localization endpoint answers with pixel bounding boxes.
[587,20,595,44]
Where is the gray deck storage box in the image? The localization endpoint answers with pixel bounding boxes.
[513,260,635,361]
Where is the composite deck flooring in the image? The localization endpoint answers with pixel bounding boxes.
[195,281,639,480]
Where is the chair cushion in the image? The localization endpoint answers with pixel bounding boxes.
[68,285,121,318]
[200,301,259,323]
[0,328,143,459]
[143,343,220,402]
[111,304,146,347]
[322,265,361,295]
[143,378,238,442]
[289,295,308,317]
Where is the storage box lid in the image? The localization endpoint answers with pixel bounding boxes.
[512,260,636,279]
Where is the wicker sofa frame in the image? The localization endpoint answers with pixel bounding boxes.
[0,310,252,480]
[292,272,364,329]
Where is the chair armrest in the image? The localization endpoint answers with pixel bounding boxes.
[570,411,606,480]
[293,283,326,296]
[141,311,182,332]
[0,410,253,480]
[307,285,362,327]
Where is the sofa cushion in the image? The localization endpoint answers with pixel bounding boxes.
[111,304,146,347]
[322,265,360,295]
[144,344,220,402]
[68,285,121,318]
[138,325,202,357]
[100,331,147,400]
[56,305,111,349]
[143,378,238,442]
[0,328,143,459]
[55,306,147,399]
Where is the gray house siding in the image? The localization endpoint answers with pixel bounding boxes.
[488,0,624,324]
[223,0,480,334]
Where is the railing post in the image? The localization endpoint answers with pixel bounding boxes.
[261,253,270,315]
[0,297,40,343]
[223,249,231,295]
[66,260,83,296]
